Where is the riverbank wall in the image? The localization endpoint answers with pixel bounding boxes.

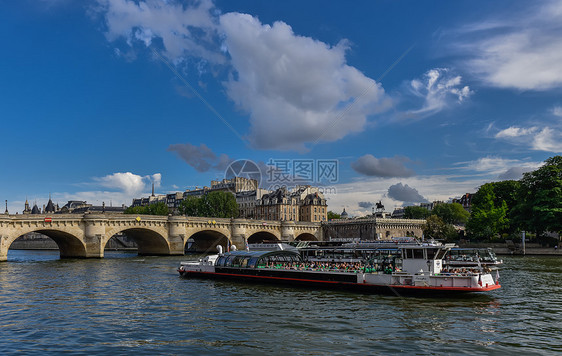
[458,242,561,256]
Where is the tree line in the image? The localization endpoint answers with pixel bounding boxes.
[409,155,562,244]
[466,155,562,244]
[124,191,239,218]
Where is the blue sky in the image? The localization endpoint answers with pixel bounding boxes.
[2,0,562,216]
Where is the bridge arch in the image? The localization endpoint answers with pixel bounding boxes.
[247,231,280,244]
[104,227,170,255]
[6,229,86,259]
[186,230,230,253]
[295,233,318,241]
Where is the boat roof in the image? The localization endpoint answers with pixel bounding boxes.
[222,250,299,258]
[300,243,446,251]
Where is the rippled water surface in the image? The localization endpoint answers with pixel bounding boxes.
[1,251,561,355]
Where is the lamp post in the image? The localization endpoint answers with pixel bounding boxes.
[4,200,8,215]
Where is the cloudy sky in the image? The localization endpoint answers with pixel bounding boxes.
[2,0,561,216]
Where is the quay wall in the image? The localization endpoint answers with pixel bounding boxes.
[10,239,58,250]
[458,242,562,256]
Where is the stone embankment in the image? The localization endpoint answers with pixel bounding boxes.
[459,242,562,256]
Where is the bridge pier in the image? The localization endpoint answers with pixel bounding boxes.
[0,235,9,262]
[281,221,296,241]
[83,215,107,258]
[230,218,247,250]
[168,216,187,255]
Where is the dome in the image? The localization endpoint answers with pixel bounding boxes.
[341,208,348,218]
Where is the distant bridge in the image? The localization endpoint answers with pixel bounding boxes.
[0,214,322,261]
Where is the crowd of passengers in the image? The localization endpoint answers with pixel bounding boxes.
[257,262,489,275]
[260,261,394,273]
[438,267,490,276]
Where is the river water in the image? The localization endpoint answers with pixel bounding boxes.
[0,251,560,355]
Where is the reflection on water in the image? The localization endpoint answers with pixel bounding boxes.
[0,251,561,355]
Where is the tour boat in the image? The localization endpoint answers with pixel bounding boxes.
[443,247,503,268]
[178,241,501,296]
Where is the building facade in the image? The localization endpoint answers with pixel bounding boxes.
[130,178,328,222]
[210,177,258,193]
[299,192,327,222]
[236,188,270,219]
[255,186,328,222]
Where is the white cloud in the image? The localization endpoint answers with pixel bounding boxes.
[98,0,223,64]
[460,156,525,174]
[552,106,562,117]
[350,155,415,178]
[498,167,534,180]
[220,13,392,151]
[95,1,393,151]
[495,124,562,153]
[455,156,541,179]
[495,126,538,138]
[532,127,562,152]
[93,172,160,196]
[454,0,562,90]
[53,191,137,207]
[406,68,471,118]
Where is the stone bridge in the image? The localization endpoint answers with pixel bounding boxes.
[0,214,322,261]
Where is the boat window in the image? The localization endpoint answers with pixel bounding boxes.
[224,255,236,266]
[248,257,258,268]
[216,256,226,266]
[240,257,249,268]
[426,249,436,260]
[405,249,414,259]
[435,249,448,260]
[413,249,424,259]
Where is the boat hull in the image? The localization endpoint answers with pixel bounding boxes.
[178,267,500,296]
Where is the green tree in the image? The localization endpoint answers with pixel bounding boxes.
[513,156,562,236]
[490,180,520,235]
[148,202,169,216]
[423,215,458,241]
[178,196,202,216]
[200,191,239,218]
[124,203,168,216]
[404,206,431,219]
[179,191,238,218]
[432,203,469,225]
[492,180,520,213]
[327,211,341,220]
[467,183,508,240]
[124,205,149,214]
